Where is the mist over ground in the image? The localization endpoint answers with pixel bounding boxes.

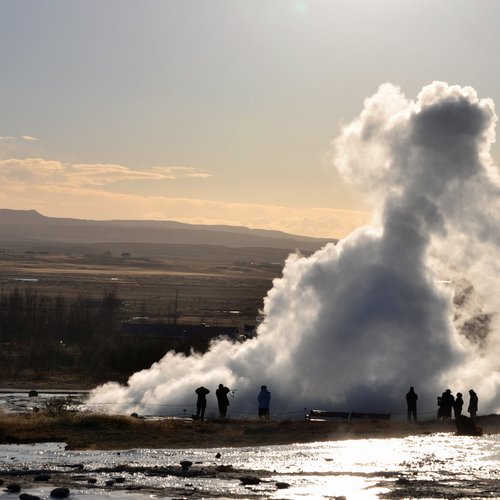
[88,82,500,417]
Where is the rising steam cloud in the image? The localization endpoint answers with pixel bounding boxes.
[88,82,500,417]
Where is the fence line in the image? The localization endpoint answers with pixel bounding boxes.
[79,399,449,421]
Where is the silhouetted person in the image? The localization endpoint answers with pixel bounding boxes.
[195,386,210,421]
[216,384,230,418]
[439,389,454,420]
[437,395,443,419]
[258,385,271,419]
[454,392,464,418]
[406,386,418,421]
[468,389,478,419]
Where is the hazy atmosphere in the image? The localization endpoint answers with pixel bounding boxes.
[90,81,500,416]
[1,1,500,238]
[2,5,500,499]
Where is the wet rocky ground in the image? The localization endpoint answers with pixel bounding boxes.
[1,434,500,499]
[3,462,500,499]
[1,462,283,499]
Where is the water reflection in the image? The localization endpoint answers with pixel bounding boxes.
[0,433,498,499]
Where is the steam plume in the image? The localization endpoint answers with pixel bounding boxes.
[88,82,500,416]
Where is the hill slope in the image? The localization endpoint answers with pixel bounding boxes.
[0,209,335,253]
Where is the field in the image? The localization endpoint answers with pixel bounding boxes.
[0,246,285,388]
[0,248,283,325]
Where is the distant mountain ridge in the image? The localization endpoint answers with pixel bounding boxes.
[0,209,335,251]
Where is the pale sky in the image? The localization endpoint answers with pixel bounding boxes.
[1,0,499,238]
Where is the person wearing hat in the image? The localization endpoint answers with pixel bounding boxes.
[440,389,455,420]
[257,385,271,419]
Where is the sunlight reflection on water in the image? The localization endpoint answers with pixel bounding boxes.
[0,433,499,499]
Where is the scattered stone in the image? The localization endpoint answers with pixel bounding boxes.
[87,478,97,484]
[6,483,21,493]
[105,479,115,487]
[50,487,70,498]
[239,476,261,485]
[114,477,126,483]
[396,477,410,484]
[34,473,51,481]
[216,464,233,472]
[20,494,41,500]
[215,452,221,459]
[180,460,193,471]
[28,390,38,397]
[276,481,290,489]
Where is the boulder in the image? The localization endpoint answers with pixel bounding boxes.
[455,415,482,436]
[50,487,70,498]
[239,476,261,485]
[6,483,21,493]
[180,460,193,471]
[276,481,290,489]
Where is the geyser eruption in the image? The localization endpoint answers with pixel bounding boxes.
[89,82,500,416]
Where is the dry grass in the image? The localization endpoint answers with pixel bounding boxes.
[0,251,280,324]
[3,411,496,451]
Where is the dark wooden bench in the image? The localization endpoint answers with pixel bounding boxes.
[307,410,350,421]
[307,410,391,421]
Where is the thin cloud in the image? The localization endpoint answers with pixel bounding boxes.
[0,136,16,141]
[151,166,212,178]
[68,164,212,186]
[0,158,64,182]
[67,163,173,186]
[0,158,213,188]
[22,135,39,141]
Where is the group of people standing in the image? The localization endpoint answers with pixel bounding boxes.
[193,384,271,421]
[437,388,478,420]
[194,384,230,421]
[405,386,479,422]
